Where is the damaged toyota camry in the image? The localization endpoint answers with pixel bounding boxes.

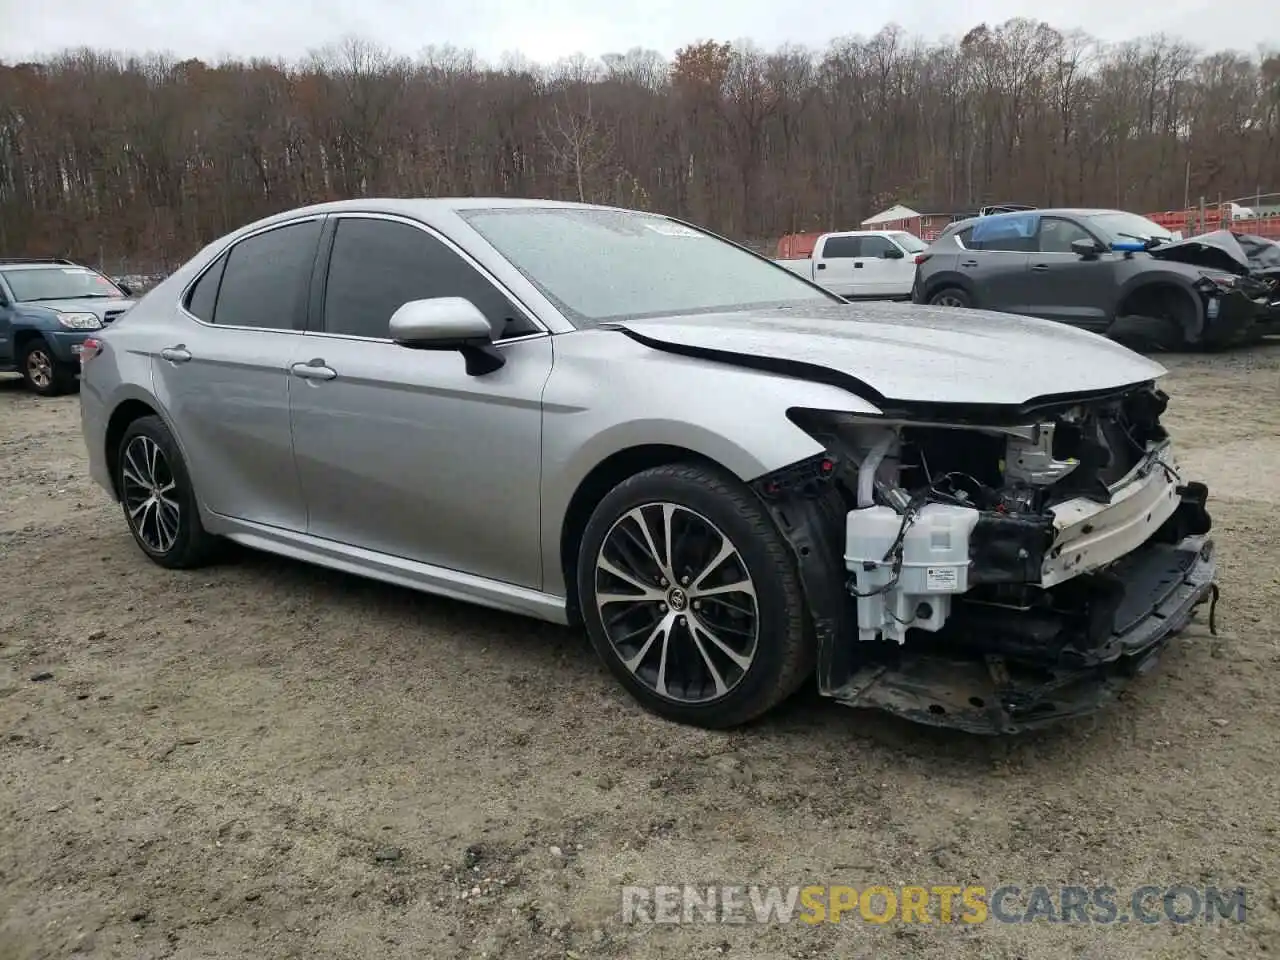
[78,199,1219,734]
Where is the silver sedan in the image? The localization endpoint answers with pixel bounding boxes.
[78,199,1220,733]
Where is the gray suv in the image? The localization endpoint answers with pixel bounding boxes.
[911,208,1269,348]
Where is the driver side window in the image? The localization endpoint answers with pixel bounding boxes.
[859,236,897,258]
[321,218,541,341]
[1038,217,1096,254]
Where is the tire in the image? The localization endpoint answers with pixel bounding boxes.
[20,340,77,397]
[115,415,219,569]
[576,462,813,728]
[928,287,972,308]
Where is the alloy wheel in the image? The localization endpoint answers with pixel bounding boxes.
[120,435,181,553]
[594,502,759,704]
[933,293,965,307]
[25,348,53,389]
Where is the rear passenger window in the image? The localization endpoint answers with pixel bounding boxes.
[969,214,1039,253]
[185,254,226,322]
[212,220,321,330]
[820,236,861,258]
[321,217,540,340]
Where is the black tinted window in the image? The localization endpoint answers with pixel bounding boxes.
[860,236,897,258]
[213,221,321,330]
[185,254,226,322]
[322,218,539,340]
[820,236,861,258]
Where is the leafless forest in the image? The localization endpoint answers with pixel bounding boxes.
[2,18,1279,268]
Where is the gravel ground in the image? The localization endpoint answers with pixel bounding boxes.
[1,347,1278,960]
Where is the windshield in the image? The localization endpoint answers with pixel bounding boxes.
[1084,212,1173,245]
[1,265,126,302]
[889,232,927,253]
[459,207,838,325]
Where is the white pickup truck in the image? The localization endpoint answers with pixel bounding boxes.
[775,230,926,299]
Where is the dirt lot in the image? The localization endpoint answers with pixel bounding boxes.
[1,348,1278,960]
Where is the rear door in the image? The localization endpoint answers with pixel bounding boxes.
[812,235,862,296]
[1024,216,1114,329]
[150,218,321,531]
[963,213,1037,313]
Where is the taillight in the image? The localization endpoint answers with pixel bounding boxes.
[78,337,103,367]
[914,253,931,265]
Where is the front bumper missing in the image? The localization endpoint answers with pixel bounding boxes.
[829,535,1218,734]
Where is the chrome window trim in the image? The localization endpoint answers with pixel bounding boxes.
[176,210,558,341]
[177,215,324,334]
[313,211,552,344]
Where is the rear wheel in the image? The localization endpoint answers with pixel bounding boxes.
[576,462,812,728]
[20,341,77,397]
[115,415,219,569]
[928,287,972,308]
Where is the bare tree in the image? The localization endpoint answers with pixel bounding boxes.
[538,95,614,202]
[1,19,1278,269]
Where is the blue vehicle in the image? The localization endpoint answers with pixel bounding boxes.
[0,259,136,395]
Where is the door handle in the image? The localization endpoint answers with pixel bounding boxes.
[960,260,979,268]
[160,345,192,363]
[854,262,864,269]
[290,359,337,381]
[1031,264,1050,272]
[816,262,826,270]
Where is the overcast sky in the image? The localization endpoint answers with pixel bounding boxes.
[0,0,1268,65]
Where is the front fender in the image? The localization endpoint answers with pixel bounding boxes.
[538,328,882,598]
[1114,269,1206,341]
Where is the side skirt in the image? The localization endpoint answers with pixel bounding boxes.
[202,512,571,625]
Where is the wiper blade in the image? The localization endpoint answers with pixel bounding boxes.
[1115,232,1166,250]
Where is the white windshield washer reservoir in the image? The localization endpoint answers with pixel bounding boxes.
[845,503,981,644]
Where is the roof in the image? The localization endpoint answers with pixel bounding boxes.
[861,204,921,225]
[226,196,640,245]
[0,258,79,269]
[946,207,1128,228]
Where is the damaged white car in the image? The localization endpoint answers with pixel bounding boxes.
[78,199,1219,734]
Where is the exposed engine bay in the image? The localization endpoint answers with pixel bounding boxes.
[754,382,1219,733]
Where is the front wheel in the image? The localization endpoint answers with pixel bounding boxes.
[576,462,813,728]
[115,415,219,569]
[20,341,77,396]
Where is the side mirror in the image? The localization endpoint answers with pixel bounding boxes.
[389,297,505,376]
[1071,238,1104,258]
[882,247,905,259]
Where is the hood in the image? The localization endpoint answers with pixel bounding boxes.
[1148,230,1280,278]
[612,302,1166,413]
[20,297,137,320]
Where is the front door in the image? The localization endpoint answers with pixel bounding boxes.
[1023,216,1115,329]
[288,214,552,589]
[150,218,321,531]
[855,235,907,297]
